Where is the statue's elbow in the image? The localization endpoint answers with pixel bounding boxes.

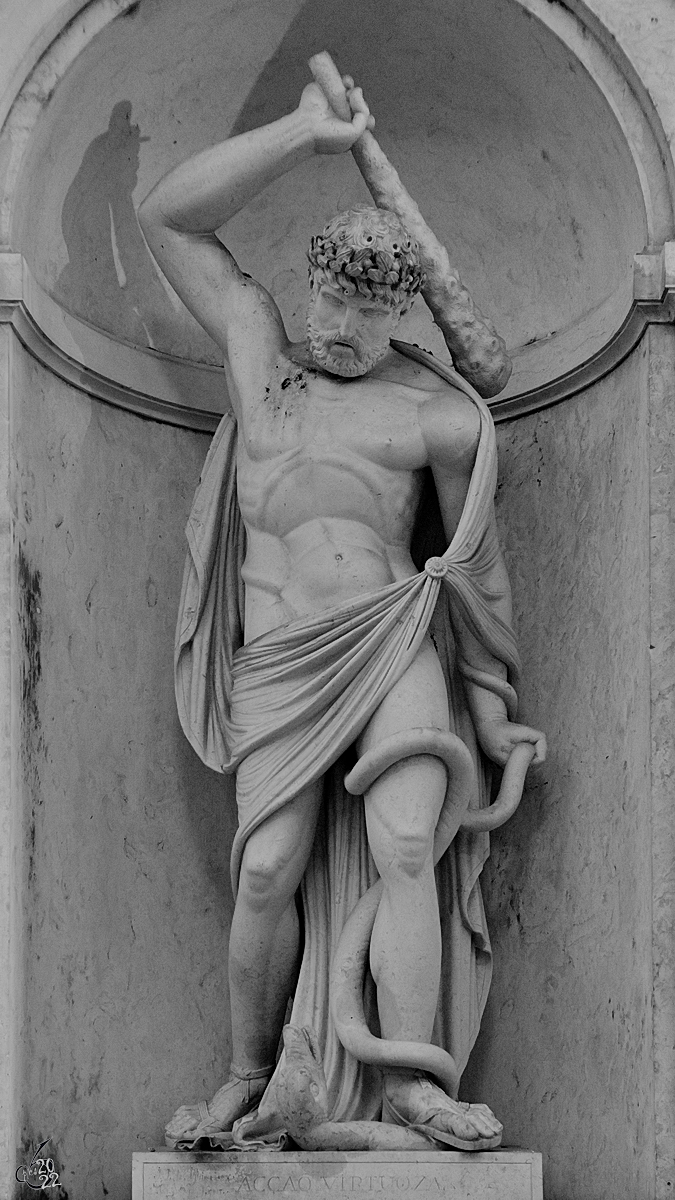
[136,191,172,261]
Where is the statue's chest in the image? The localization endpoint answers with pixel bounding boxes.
[237,384,426,535]
[240,372,425,471]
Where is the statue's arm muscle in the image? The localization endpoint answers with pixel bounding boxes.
[421,390,546,766]
[421,390,514,720]
[137,112,316,377]
[420,388,482,538]
[139,224,287,374]
[137,85,371,389]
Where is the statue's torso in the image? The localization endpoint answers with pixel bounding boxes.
[230,349,456,641]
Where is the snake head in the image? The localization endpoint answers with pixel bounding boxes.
[276,1025,330,1135]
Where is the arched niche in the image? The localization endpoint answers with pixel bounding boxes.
[1,0,669,426]
[2,6,675,1195]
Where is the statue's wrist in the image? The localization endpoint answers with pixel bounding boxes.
[283,107,322,159]
[466,684,509,729]
[475,712,509,732]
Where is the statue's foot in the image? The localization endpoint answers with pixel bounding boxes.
[165,1067,273,1149]
[383,1072,503,1152]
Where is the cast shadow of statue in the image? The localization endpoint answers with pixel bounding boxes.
[221,0,451,346]
[227,0,440,143]
[53,10,433,359]
[55,101,179,353]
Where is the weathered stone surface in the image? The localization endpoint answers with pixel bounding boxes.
[11,348,237,1200]
[647,324,675,1200]
[11,0,645,381]
[132,1151,543,1200]
[3,8,675,1199]
[463,343,655,1198]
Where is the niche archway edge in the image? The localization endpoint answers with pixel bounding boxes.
[1,0,674,428]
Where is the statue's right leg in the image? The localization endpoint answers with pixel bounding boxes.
[229,779,324,1072]
[165,778,323,1145]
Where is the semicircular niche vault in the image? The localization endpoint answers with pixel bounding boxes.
[12,0,647,406]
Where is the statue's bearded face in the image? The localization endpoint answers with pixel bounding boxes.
[307,283,402,378]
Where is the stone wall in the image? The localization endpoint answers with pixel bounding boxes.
[11,346,232,1199]
[10,0,645,383]
[10,331,664,1199]
[464,341,655,1198]
[2,2,674,1197]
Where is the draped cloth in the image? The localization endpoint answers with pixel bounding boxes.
[174,342,521,1136]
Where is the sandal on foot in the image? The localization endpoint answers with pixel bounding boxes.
[165,1064,274,1150]
[382,1091,503,1152]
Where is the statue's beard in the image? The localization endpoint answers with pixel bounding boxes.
[306,319,390,378]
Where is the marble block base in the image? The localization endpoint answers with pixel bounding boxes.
[132,1150,543,1200]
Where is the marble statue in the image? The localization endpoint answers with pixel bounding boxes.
[138,53,546,1154]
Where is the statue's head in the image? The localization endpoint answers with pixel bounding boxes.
[306,207,425,377]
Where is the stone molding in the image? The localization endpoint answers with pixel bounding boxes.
[1,0,672,429]
[0,0,139,245]
[1,251,674,430]
[516,0,675,245]
[0,0,674,429]
[2,0,673,247]
[0,254,225,432]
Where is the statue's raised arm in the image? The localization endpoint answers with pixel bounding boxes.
[310,53,512,398]
[137,78,374,413]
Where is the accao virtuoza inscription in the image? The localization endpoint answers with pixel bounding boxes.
[143,1165,464,1196]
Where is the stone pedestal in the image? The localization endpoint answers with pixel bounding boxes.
[132,1150,543,1200]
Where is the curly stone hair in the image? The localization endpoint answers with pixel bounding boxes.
[307,206,425,310]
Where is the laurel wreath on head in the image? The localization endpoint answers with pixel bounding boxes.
[308,209,425,307]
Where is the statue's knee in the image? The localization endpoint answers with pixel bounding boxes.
[381,827,434,882]
[239,845,293,911]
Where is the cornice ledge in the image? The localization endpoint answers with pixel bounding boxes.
[1,251,675,431]
[5,300,221,433]
[490,243,675,421]
[489,299,671,422]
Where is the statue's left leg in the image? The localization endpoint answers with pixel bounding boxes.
[360,635,502,1147]
[360,635,449,1046]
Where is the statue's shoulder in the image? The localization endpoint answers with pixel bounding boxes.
[414,370,481,467]
[379,350,480,468]
[387,343,471,405]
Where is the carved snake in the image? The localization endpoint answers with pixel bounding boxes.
[271,743,534,1151]
[333,739,537,1099]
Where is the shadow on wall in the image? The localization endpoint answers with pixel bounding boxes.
[226,0,447,140]
[45,0,644,370]
[55,101,180,350]
[54,0,457,354]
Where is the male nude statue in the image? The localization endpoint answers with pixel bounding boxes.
[138,64,545,1150]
